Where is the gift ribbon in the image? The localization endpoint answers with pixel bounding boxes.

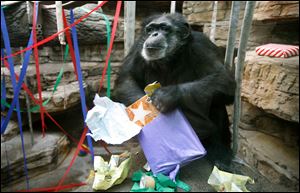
[1,58,90,153]
[62,9,78,81]
[0,4,34,133]
[32,1,45,136]
[55,2,122,191]
[1,1,108,62]
[1,2,40,188]
[55,126,89,192]
[1,1,119,191]
[79,7,112,98]
[1,44,69,113]
[16,182,86,192]
[98,1,121,94]
[69,8,94,162]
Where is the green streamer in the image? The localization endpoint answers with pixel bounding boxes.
[1,45,69,112]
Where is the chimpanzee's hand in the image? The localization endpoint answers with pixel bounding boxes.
[150,85,181,113]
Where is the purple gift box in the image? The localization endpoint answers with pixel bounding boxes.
[138,108,207,178]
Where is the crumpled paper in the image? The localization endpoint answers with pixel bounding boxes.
[92,152,132,190]
[85,94,142,144]
[208,166,255,192]
[130,170,191,192]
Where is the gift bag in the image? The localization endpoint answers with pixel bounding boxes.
[126,82,206,179]
[138,108,206,178]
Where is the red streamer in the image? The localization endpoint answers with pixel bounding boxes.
[2,59,88,151]
[62,9,78,81]
[16,182,86,192]
[32,1,46,136]
[54,126,89,192]
[55,2,122,191]
[98,0,122,93]
[1,1,121,191]
[0,1,108,61]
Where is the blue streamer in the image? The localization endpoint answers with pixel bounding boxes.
[70,9,94,162]
[1,9,34,133]
[1,3,39,189]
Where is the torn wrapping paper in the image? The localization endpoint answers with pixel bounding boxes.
[144,81,161,96]
[138,108,207,179]
[85,94,142,144]
[126,95,159,127]
[130,170,191,192]
[126,81,161,127]
[92,152,132,190]
[207,166,255,192]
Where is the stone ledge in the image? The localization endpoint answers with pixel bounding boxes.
[253,1,299,22]
[238,129,299,190]
[242,51,299,122]
[1,132,70,187]
[1,61,122,112]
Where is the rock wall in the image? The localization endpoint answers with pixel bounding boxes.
[1,1,299,190]
[1,44,124,113]
[242,51,299,122]
[1,132,70,187]
[183,1,299,190]
[182,1,299,49]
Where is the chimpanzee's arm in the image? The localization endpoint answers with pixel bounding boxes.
[112,74,145,106]
[151,69,236,113]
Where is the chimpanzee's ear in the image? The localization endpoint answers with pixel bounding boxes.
[182,22,191,39]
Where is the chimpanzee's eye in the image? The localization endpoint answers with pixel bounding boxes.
[145,26,154,34]
[160,25,171,33]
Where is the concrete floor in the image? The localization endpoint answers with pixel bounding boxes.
[2,107,297,192]
[2,145,297,192]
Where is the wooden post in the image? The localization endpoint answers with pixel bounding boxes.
[232,1,256,156]
[55,1,66,45]
[170,1,176,13]
[210,1,218,43]
[124,1,136,57]
[224,1,241,71]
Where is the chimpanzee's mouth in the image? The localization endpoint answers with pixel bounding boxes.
[145,46,166,50]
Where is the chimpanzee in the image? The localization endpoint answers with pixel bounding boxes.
[112,13,236,169]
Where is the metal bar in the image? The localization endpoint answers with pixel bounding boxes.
[224,1,241,71]
[124,1,136,57]
[170,1,176,13]
[232,1,256,156]
[210,1,218,43]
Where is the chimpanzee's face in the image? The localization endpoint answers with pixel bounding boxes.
[141,15,190,61]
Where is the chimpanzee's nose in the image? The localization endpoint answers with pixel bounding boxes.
[151,32,159,37]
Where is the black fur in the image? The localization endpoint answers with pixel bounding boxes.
[112,13,236,167]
